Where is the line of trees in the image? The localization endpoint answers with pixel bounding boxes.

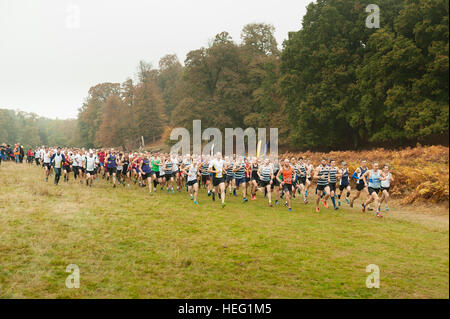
[0,109,78,149]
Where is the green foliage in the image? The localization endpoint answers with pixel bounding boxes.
[280,0,448,150]
[0,109,78,149]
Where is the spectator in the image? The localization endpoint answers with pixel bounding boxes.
[13,144,20,163]
[20,144,24,163]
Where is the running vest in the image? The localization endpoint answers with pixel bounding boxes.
[43,152,51,163]
[317,165,329,186]
[152,159,160,172]
[86,156,96,171]
[358,166,368,183]
[226,162,234,177]
[141,158,151,173]
[201,162,210,176]
[299,163,307,177]
[329,167,338,184]
[108,155,117,168]
[340,168,349,185]
[368,170,382,189]
[211,159,224,178]
[187,164,198,182]
[381,172,391,188]
[234,163,246,179]
[251,163,259,178]
[53,153,64,168]
[165,160,173,173]
[260,165,272,182]
[282,167,293,184]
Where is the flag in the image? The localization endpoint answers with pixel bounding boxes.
[256,140,262,159]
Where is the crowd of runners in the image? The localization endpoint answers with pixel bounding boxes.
[3,146,395,218]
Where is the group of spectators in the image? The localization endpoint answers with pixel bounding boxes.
[0,143,44,166]
[0,143,27,165]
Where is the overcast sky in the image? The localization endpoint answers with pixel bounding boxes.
[0,0,309,119]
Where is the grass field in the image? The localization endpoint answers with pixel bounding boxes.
[0,162,448,299]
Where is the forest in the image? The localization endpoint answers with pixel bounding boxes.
[1,0,448,151]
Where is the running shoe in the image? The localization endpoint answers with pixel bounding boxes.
[323,200,329,209]
[362,203,366,212]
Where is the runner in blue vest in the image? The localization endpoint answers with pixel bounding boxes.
[105,149,118,188]
[50,147,65,185]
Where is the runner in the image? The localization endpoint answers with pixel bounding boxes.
[50,147,65,185]
[116,152,125,186]
[250,158,259,200]
[379,164,394,213]
[97,149,106,178]
[257,158,274,206]
[271,157,281,205]
[337,161,351,206]
[122,153,131,187]
[209,152,226,208]
[139,153,153,195]
[328,159,341,210]
[350,160,369,208]
[85,151,98,187]
[297,157,309,204]
[185,158,200,204]
[62,150,72,182]
[224,156,235,196]
[200,156,210,192]
[361,162,385,218]
[71,150,81,180]
[233,156,248,203]
[314,158,331,213]
[164,155,175,193]
[105,149,118,188]
[43,147,52,182]
[277,159,295,212]
[151,154,161,191]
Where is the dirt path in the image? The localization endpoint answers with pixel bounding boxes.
[385,200,448,231]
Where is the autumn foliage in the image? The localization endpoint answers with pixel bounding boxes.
[283,145,449,204]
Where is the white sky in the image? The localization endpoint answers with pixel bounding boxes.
[0,0,309,119]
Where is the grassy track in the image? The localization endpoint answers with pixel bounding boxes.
[0,162,448,298]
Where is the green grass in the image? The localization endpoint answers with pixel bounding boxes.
[0,162,448,299]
